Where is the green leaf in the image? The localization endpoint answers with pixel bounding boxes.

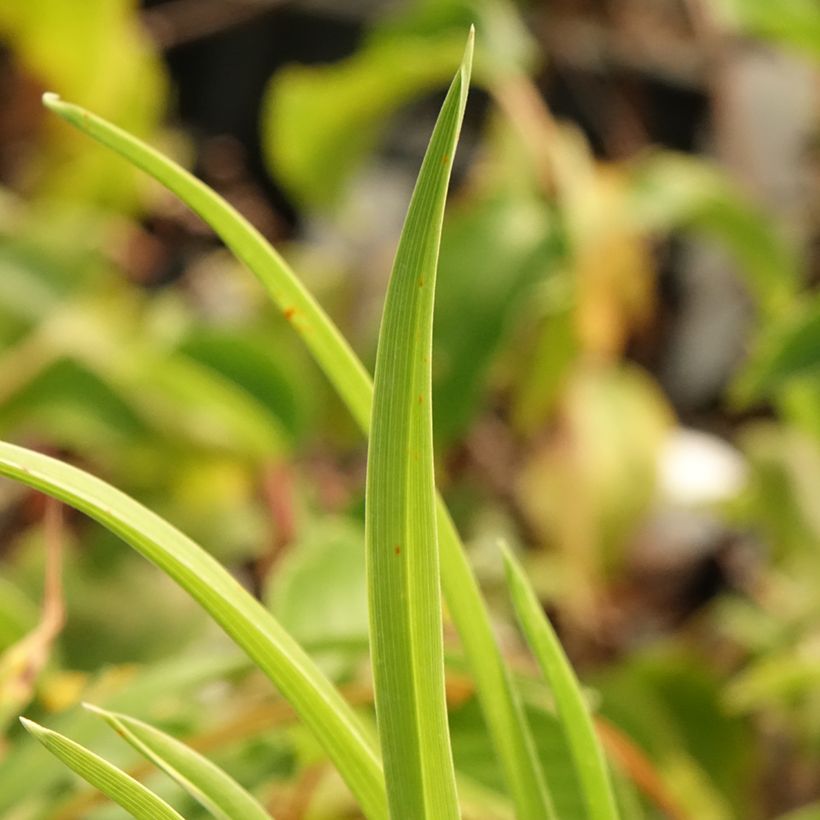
[0,651,249,813]
[363,30,471,820]
[43,64,553,819]
[628,153,798,316]
[84,704,270,820]
[41,90,374,435]
[502,544,620,820]
[733,299,820,402]
[0,441,386,819]
[262,32,466,207]
[266,518,368,650]
[713,0,820,57]
[19,717,183,820]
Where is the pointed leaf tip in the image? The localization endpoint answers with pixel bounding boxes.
[81,702,105,717]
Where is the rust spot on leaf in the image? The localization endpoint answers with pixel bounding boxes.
[418,277,425,288]
[418,394,423,405]
[442,152,450,165]
[283,307,296,321]
[394,545,401,555]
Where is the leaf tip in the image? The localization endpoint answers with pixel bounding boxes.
[41,92,62,110]
[19,716,45,738]
[81,702,106,717]
[462,25,476,82]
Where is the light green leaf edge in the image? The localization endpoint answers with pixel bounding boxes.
[84,703,271,820]
[364,30,471,820]
[19,717,184,820]
[0,442,386,820]
[502,544,620,820]
[42,52,554,818]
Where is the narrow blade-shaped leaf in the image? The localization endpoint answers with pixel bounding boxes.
[84,703,271,820]
[364,30,472,820]
[43,64,553,817]
[0,442,386,820]
[19,717,183,820]
[41,90,373,433]
[502,544,620,820]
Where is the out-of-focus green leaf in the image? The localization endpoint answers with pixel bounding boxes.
[364,32,472,819]
[735,424,820,558]
[179,328,316,443]
[261,0,537,207]
[0,441,388,819]
[0,0,167,209]
[267,519,368,651]
[433,192,557,443]
[629,153,799,315]
[449,695,587,819]
[503,544,619,819]
[598,649,753,819]
[85,704,271,820]
[517,365,671,596]
[262,33,465,208]
[20,717,183,820]
[733,298,820,402]
[0,579,38,653]
[713,0,820,57]
[725,650,820,713]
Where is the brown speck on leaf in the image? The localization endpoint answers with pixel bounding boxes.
[418,277,425,288]
[442,152,450,165]
[394,545,401,555]
[283,307,296,321]
[418,394,423,405]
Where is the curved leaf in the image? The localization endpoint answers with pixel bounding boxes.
[0,441,386,819]
[43,67,553,818]
[364,30,471,820]
[20,717,183,820]
[85,703,271,820]
[503,545,619,820]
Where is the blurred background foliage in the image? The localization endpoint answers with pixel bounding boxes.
[1,0,820,817]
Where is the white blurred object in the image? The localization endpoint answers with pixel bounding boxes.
[658,427,747,506]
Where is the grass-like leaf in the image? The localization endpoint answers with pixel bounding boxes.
[502,544,620,820]
[364,29,472,820]
[42,53,554,817]
[0,441,386,819]
[84,703,271,820]
[19,717,184,820]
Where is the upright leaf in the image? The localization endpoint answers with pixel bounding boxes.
[19,718,183,820]
[364,30,471,820]
[43,67,553,817]
[85,704,271,820]
[503,544,620,820]
[0,441,386,820]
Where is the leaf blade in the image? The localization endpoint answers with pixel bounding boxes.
[19,717,184,820]
[85,704,271,820]
[503,544,620,820]
[364,31,472,820]
[0,441,386,820]
[43,71,554,818]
